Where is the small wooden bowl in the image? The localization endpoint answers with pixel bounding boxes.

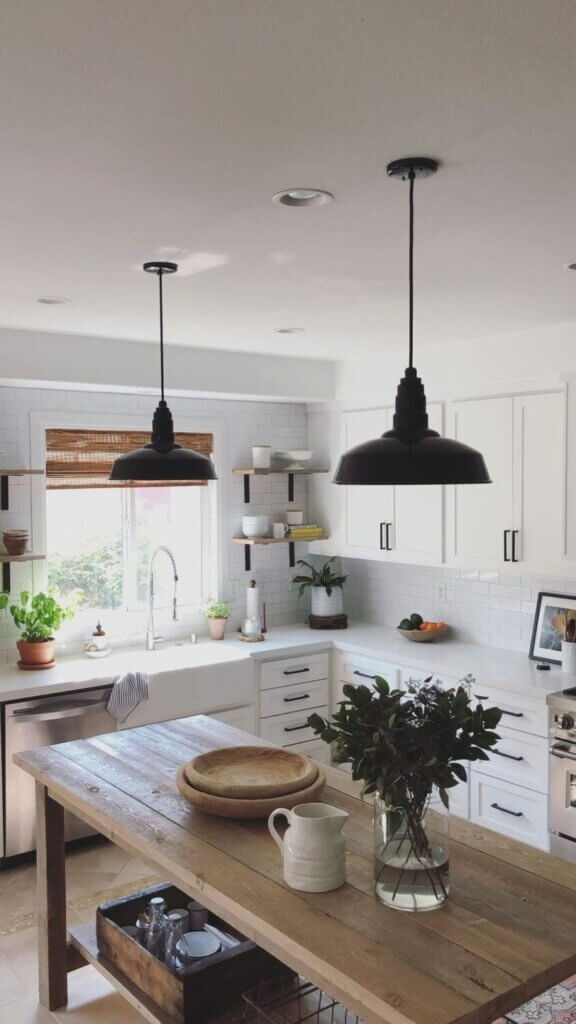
[397,625,449,643]
[184,745,318,800]
[176,765,326,819]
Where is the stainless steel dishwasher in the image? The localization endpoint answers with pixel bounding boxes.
[3,686,113,860]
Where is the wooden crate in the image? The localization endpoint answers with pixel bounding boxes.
[96,882,284,1023]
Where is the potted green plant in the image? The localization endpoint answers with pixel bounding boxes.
[202,600,230,640]
[308,677,502,912]
[291,558,347,618]
[0,590,75,669]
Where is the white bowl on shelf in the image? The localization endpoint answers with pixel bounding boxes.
[274,450,313,470]
[241,515,269,538]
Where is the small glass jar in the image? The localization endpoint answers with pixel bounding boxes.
[146,896,168,958]
[373,788,449,913]
[164,910,187,970]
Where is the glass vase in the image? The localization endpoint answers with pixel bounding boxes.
[373,788,449,912]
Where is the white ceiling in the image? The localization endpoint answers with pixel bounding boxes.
[1,0,576,362]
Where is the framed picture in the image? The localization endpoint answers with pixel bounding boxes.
[529,591,576,663]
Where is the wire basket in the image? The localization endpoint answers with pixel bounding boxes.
[242,972,365,1024]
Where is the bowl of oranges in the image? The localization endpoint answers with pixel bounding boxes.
[397,613,448,642]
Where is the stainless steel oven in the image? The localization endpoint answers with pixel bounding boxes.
[2,686,113,861]
[549,691,576,861]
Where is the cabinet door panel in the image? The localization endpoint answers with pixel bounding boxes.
[451,398,514,563]
[344,409,393,552]
[513,392,565,565]
[391,403,443,564]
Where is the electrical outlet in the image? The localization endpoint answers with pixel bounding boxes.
[436,582,447,603]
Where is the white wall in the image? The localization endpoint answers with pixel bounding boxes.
[0,327,336,404]
[0,383,313,663]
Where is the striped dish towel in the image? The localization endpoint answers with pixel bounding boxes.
[105,671,149,724]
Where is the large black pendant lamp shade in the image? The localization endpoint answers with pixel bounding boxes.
[333,158,491,486]
[110,261,217,483]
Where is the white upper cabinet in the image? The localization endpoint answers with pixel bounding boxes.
[390,403,443,565]
[448,391,566,571]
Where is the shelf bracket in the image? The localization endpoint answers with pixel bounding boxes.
[1,476,8,512]
[288,473,294,503]
[244,545,251,572]
[289,541,295,568]
[2,563,10,592]
[243,476,250,504]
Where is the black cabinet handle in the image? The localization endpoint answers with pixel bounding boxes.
[284,723,309,733]
[501,709,523,718]
[512,529,519,562]
[379,522,386,550]
[385,523,392,550]
[283,693,310,703]
[353,670,376,680]
[503,529,510,561]
[283,667,310,676]
[474,694,489,701]
[493,749,524,762]
[491,802,523,818]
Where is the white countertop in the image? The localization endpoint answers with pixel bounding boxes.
[0,621,566,703]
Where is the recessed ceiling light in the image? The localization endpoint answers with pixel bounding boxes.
[272,188,333,207]
[37,296,70,305]
[275,327,306,334]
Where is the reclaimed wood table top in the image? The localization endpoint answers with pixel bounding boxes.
[15,714,576,1024]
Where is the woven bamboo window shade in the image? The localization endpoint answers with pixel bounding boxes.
[45,429,214,489]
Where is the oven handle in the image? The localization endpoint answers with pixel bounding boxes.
[550,744,576,762]
[10,699,109,722]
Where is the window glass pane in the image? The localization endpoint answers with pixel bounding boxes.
[133,487,203,608]
[47,489,124,609]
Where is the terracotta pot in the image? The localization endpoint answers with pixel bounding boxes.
[17,638,56,668]
[3,531,29,555]
[208,618,227,641]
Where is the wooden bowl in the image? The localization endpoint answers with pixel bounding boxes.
[396,625,449,643]
[184,745,318,800]
[176,765,326,819]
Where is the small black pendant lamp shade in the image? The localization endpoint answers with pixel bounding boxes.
[110,262,217,483]
[333,158,490,486]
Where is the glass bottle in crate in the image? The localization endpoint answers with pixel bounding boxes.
[164,910,187,970]
[146,896,168,958]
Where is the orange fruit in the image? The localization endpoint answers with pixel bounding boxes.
[437,621,446,629]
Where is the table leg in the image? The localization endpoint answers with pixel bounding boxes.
[36,781,68,1009]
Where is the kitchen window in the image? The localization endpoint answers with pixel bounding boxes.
[44,428,214,612]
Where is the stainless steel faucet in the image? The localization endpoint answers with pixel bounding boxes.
[146,545,179,651]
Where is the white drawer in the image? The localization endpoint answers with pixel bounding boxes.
[286,738,332,765]
[261,679,329,719]
[335,651,400,689]
[474,726,548,793]
[260,705,329,747]
[209,705,256,734]
[470,773,548,850]
[260,652,329,691]
[469,684,547,737]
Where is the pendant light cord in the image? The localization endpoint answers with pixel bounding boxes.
[158,269,165,403]
[408,168,415,370]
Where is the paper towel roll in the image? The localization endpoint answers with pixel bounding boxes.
[246,580,259,621]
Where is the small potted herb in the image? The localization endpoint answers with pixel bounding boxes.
[202,600,230,641]
[308,677,501,912]
[291,558,347,619]
[0,590,75,669]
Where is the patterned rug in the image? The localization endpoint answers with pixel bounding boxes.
[494,975,576,1023]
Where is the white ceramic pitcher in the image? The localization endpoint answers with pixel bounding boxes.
[268,802,348,892]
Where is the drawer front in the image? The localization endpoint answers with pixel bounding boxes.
[260,705,329,747]
[260,652,329,691]
[261,679,329,719]
[336,652,400,689]
[470,773,548,849]
[285,738,332,764]
[474,726,548,793]
[469,684,547,737]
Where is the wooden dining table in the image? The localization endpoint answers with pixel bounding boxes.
[14,714,576,1024]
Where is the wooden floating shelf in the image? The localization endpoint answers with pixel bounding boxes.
[233,535,328,546]
[233,467,329,475]
[0,469,44,476]
[0,553,45,562]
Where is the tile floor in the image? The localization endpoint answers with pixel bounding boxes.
[2,838,576,1024]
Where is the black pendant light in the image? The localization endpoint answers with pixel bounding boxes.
[334,157,491,486]
[110,261,217,483]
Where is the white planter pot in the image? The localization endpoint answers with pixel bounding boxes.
[311,588,343,617]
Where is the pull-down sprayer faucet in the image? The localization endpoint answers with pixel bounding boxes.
[146,545,178,651]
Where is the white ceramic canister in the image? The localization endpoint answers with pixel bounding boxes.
[268,802,348,892]
[562,640,576,674]
[252,445,271,469]
[286,508,304,526]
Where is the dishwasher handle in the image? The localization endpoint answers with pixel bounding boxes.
[11,698,109,723]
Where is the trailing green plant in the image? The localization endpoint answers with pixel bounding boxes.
[202,600,230,620]
[0,591,75,642]
[291,558,347,598]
